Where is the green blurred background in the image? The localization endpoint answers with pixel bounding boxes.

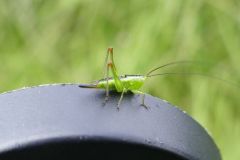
[0,0,239,159]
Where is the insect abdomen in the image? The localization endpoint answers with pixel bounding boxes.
[96,75,146,91]
[97,79,117,90]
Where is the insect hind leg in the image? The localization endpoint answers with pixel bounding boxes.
[103,62,111,106]
[102,48,117,106]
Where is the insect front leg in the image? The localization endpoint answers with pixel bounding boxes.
[141,94,149,110]
[103,62,111,105]
[132,90,149,110]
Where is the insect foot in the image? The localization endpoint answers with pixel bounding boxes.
[117,106,120,111]
[140,103,150,110]
[102,96,109,106]
[117,101,121,111]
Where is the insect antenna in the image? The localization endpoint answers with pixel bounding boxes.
[147,72,240,88]
[146,61,202,77]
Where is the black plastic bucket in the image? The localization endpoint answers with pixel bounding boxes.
[0,84,221,160]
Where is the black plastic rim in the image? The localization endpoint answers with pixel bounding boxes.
[0,84,221,160]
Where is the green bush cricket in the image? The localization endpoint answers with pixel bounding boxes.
[79,48,193,110]
[79,48,238,110]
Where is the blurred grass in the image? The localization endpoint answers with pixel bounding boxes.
[0,0,240,159]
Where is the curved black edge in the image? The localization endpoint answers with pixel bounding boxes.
[0,136,187,160]
[0,84,221,160]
